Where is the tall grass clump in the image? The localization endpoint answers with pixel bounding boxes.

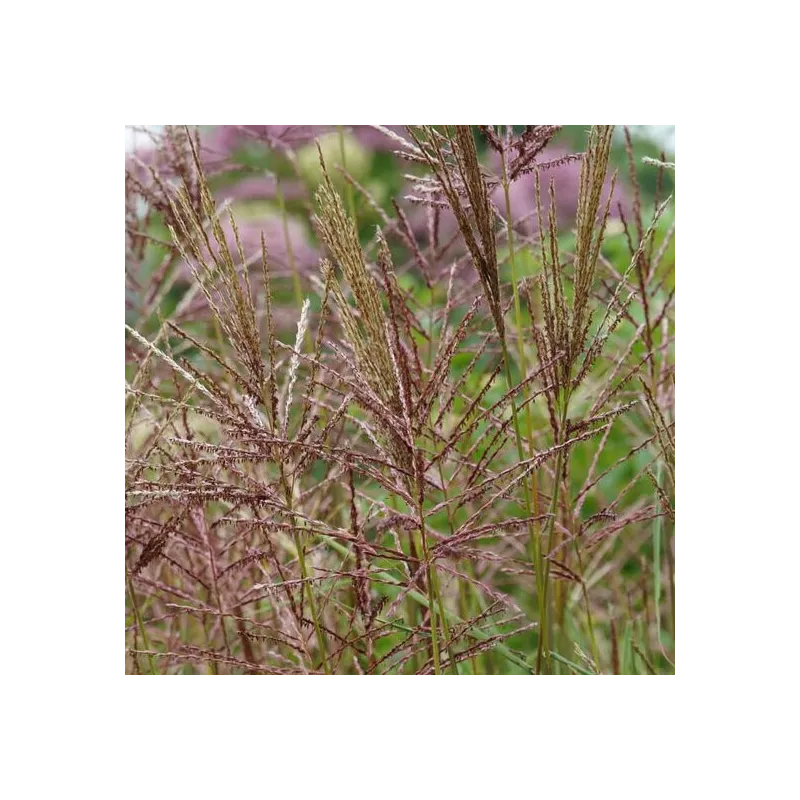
[126,125,674,674]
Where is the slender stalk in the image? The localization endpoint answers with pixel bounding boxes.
[499,142,547,668]
[126,571,156,675]
[665,512,675,638]
[412,345,442,674]
[320,534,535,673]
[338,127,358,226]
[416,522,441,674]
[536,394,571,673]
[276,178,303,311]
[280,466,331,674]
[653,459,664,646]
[441,405,495,674]
[499,334,546,658]
[429,558,458,674]
[574,542,601,667]
[386,493,421,673]
[500,145,537,457]
[294,531,331,674]
[426,297,459,675]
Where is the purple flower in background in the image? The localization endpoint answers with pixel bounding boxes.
[397,145,629,248]
[126,127,320,281]
[127,126,631,292]
[201,125,405,157]
[487,147,629,235]
[201,126,322,159]
[350,125,407,151]
[219,214,318,277]
[214,175,307,204]
[166,210,318,282]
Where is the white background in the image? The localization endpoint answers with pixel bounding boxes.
[0,1,796,798]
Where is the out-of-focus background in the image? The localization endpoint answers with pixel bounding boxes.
[126,125,675,153]
[125,124,674,333]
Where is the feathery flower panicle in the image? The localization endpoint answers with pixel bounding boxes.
[642,156,675,169]
[164,129,267,399]
[406,125,505,340]
[126,124,675,676]
[282,298,311,437]
[531,125,619,403]
[313,147,398,409]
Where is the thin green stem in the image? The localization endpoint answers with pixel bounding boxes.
[499,142,547,670]
[499,334,545,666]
[429,559,458,675]
[280,465,330,674]
[338,127,358,226]
[500,147,536,455]
[276,179,303,312]
[294,531,331,674]
[574,541,601,668]
[320,534,535,673]
[653,459,664,646]
[127,572,156,675]
[416,523,441,675]
[536,394,571,673]
[426,289,459,675]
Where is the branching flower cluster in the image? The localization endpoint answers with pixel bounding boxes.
[125,125,675,675]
